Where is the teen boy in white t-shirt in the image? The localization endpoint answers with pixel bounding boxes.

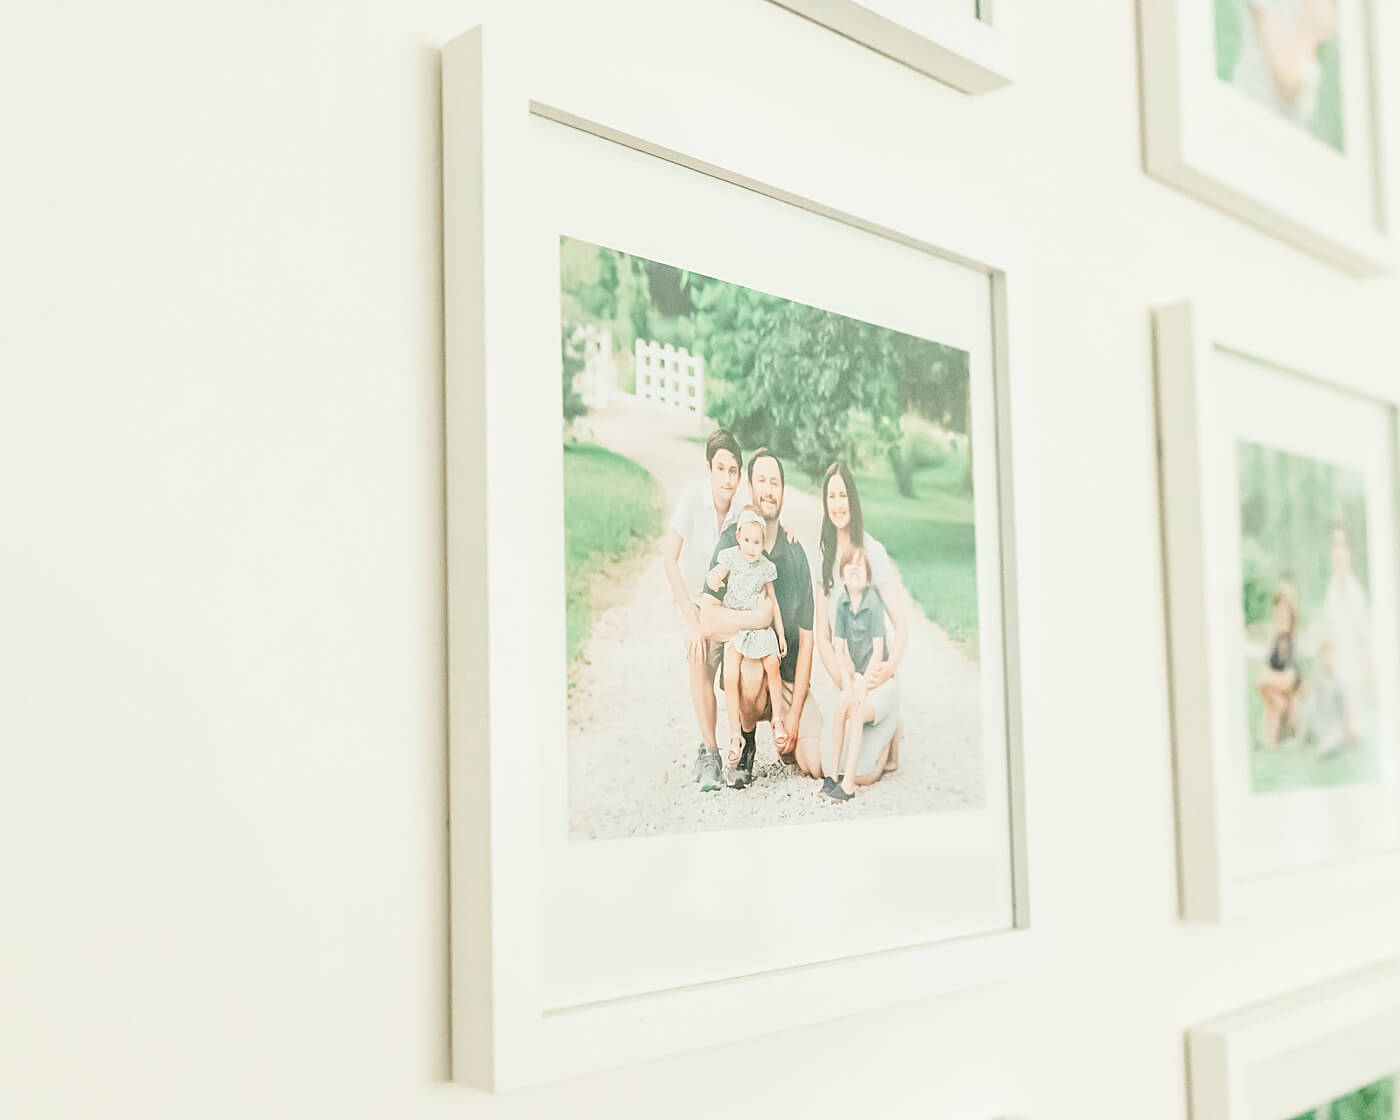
[661,429,748,791]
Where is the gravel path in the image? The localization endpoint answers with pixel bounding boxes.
[567,397,985,840]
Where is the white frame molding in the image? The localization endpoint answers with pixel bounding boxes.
[768,0,1017,94]
[1154,300,1400,923]
[443,11,1038,1091]
[1138,0,1395,273]
[1189,961,1400,1120]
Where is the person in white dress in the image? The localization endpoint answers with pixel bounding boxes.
[809,461,910,786]
[1318,521,1372,745]
[1230,0,1337,128]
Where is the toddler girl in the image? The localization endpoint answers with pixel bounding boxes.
[706,507,788,770]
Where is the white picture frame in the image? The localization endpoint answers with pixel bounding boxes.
[1188,961,1400,1120]
[767,0,1017,94]
[1139,0,1395,273]
[443,12,1038,1091]
[1154,300,1400,923]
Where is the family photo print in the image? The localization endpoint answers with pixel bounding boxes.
[1140,0,1390,271]
[1214,0,1345,150]
[559,235,992,841]
[1237,440,1377,793]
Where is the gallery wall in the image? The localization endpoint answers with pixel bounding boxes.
[5,0,1399,1117]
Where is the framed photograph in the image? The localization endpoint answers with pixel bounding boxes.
[444,14,1034,1090]
[1189,961,1400,1120]
[1139,0,1394,272]
[767,0,1017,94]
[1154,301,1400,922]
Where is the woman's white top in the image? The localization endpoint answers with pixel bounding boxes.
[1321,571,1371,694]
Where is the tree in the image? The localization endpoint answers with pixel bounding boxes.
[888,337,972,496]
[558,236,656,358]
[610,252,651,356]
[692,280,903,478]
[892,334,969,433]
[561,321,587,427]
[1237,443,1370,627]
[559,237,615,324]
[642,257,694,318]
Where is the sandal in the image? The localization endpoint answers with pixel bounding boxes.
[727,735,744,765]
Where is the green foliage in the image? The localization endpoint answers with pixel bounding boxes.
[559,237,615,323]
[561,322,587,425]
[888,416,958,497]
[897,414,954,493]
[841,411,884,472]
[644,307,695,351]
[1287,1076,1395,1120]
[1237,441,1369,628]
[846,413,951,487]
[558,235,652,370]
[1214,0,1242,80]
[888,443,915,499]
[1313,37,1345,150]
[692,279,904,479]
[612,251,651,356]
[557,235,985,659]
[899,415,951,472]
[562,444,664,666]
[892,335,970,433]
[641,257,695,318]
[559,236,971,480]
[1240,533,1281,633]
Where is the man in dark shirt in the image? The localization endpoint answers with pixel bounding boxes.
[700,448,821,788]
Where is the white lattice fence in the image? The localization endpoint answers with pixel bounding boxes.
[634,339,705,416]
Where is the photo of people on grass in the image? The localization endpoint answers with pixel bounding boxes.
[560,235,989,840]
[1237,441,1376,794]
[1214,0,1345,151]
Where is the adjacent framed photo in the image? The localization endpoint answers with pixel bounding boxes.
[1139,0,1394,272]
[1154,301,1400,922]
[444,12,1034,1091]
[1189,961,1400,1120]
[767,0,1017,94]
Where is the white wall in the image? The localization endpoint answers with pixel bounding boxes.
[5,1,1399,1117]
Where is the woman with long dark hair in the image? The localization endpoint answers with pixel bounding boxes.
[805,461,909,789]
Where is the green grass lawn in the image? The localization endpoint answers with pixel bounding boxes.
[1244,656,1380,794]
[796,443,980,656]
[563,442,664,666]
